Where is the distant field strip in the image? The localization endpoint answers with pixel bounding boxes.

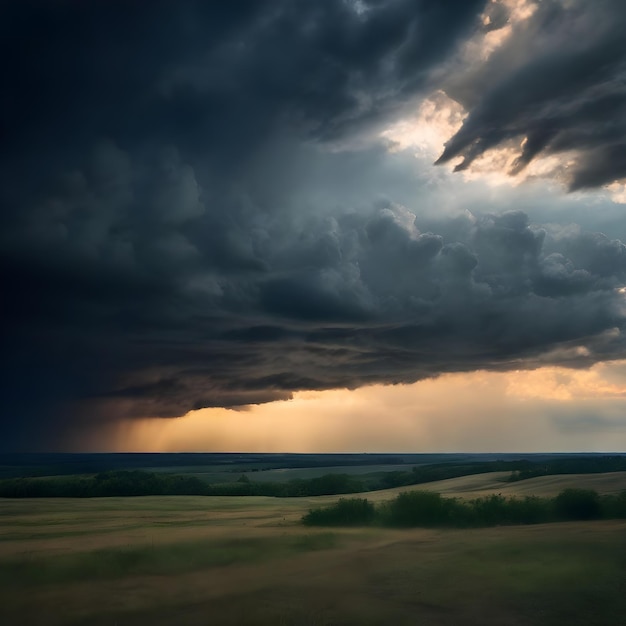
[359,471,626,502]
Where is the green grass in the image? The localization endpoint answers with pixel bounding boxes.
[24,521,623,626]
[1,533,339,587]
[2,483,626,625]
[422,532,626,626]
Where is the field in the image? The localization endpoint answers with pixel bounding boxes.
[144,463,414,484]
[2,471,626,625]
[361,469,626,501]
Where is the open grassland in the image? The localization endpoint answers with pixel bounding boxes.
[2,473,626,625]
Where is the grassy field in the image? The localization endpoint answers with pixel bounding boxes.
[359,470,626,502]
[2,473,626,625]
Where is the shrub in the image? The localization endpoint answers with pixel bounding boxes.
[301,488,626,528]
[504,495,552,524]
[601,491,626,518]
[554,488,601,521]
[381,491,462,527]
[303,498,377,526]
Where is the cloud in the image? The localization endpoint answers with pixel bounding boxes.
[436,0,626,190]
[1,0,626,450]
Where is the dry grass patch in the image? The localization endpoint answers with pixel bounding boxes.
[353,471,626,502]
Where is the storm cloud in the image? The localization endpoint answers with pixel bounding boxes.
[1,0,626,450]
[437,0,626,190]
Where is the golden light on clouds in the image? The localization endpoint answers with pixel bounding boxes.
[380,89,582,192]
[379,0,626,203]
[379,88,579,192]
[606,182,626,204]
[380,0,542,164]
[380,90,466,157]
[111,361,626,454]
[468,0,537,62]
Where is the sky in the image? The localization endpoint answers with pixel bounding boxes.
[2,0,626,452]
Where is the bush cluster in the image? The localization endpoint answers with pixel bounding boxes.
[302,498,377,526]
[302,488,626,528]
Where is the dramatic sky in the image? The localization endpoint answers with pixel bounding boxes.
[2,0,626,452]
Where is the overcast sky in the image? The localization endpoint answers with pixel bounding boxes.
[2,0,626,452]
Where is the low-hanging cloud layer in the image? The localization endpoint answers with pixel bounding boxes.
[2,0,626,450]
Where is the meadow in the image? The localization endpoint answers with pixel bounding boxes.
[2,471,626,625]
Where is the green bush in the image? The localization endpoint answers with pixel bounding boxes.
[380,491,462,527]
[601,491,626,518]
[303,498,377,526]
[468,494,510,526]
[500,495,552,524]
[554,488,602,520]
[466,494,552,526]
[302,488,626,528]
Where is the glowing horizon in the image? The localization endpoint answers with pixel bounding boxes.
[80,360,626,454]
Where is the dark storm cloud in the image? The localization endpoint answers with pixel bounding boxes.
[1,0,486,162]
[1,0,625,450]
[437,0,626,190]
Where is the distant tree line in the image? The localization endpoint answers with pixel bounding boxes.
[0,471,209,498]
[505,456,626,481]
[302,489,626,528]
[0,453,408,479]
[0,470,366,498]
